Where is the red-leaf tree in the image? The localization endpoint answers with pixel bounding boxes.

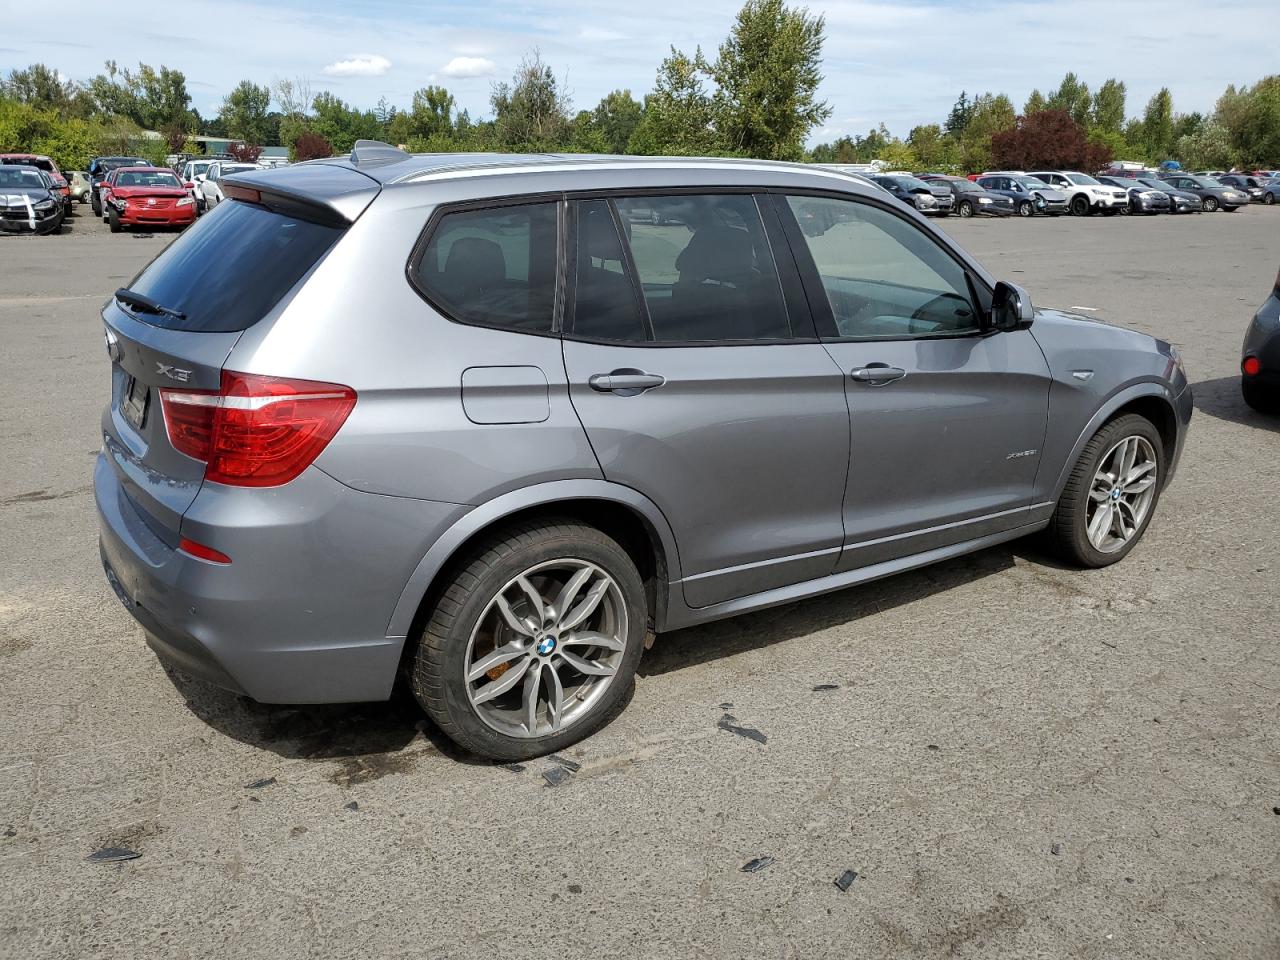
[990,109,1112,171]
[228,141,263,162]
[292,132,334,161]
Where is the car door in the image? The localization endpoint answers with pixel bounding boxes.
[774,191,1051,571]
[560,193,850,609]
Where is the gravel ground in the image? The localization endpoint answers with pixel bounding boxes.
[1,204,1277,959]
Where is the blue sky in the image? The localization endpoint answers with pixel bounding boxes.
[7,0,1276,143]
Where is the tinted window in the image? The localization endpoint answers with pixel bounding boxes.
[125,200,343,332]
[416,202,558,334]
[612,194,791,342]
[785,194,979,339]
[571,200,648,341]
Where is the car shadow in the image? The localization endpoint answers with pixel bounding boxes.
[1191,375,1280,433]
[641,543,1019,677]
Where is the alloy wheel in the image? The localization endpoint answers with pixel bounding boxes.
[1085,436,1159,554]
[1203,197,1218,212]
[464,559,628,739]
[958,201,972,218]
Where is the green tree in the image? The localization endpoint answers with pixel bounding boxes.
[1090,78,1126,135]
[220,80,272,146]
[491,49,572,150]
[1024,89,1047,115]
[309,91,382,153]
[628,47,717,155]
[590,89,644,154]
[1174,122,1237,170]
[1,63,92,117]
[945,91,972,135]
[1140,87,1174,159]
[958,92,1016,172]
[1046,72,1091,127]
[907,124,958,172]
[707,0,831,160]
[1219,76,1280,166]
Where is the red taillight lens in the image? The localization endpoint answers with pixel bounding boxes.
[1242,356,1261,377]
[159,371,356,487]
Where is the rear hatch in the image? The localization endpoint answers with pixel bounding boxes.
[100,168,378,543]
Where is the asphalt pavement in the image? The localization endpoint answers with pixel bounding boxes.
[1,205,1277,959]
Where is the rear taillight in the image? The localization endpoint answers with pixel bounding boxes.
[159,371,356,487]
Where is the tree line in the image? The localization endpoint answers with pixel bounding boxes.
[2,0,1278,175]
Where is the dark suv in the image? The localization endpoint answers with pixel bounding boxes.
[88,156,151,216]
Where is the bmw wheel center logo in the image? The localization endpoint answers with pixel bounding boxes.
[537,636,557,656]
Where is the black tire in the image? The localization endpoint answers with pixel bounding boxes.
[1070,194,1090,217]
[108,207,122,233]
[1118,204,1131,216]
[410,519,647,761]
[1242,378,1280,414]
[1265,193,1276,205]
[1045,414,1165,569]
[957,200,974,218]
[1202,196,1218,212]
[1018,200,1033,217]
[90,192,101,217]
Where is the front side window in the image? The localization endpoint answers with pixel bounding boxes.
[415,202,559,334]
[785,194,980,340]
[609,194,791,342]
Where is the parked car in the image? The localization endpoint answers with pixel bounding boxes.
[180,158,215,210]
[1157,173,1249,212]
[918,175,1015,217]
[869,174,942,214]
[1240,263,1280,413]
[1096,176,1173,215]
[0,153,71,213]
[1218,174,1267,203]
[1026,171,1129,216]
[88,156,151,216]
[0,165,66,234]
[68,171,91,204]
[1258,179,1280,205]
[103,166,197,233]
[1134,177,1202,214]
[95,144,1193,759]
[974,174,1069,216]
[199,161,260,210]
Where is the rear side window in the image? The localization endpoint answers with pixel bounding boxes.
[414,203,558,334]
[125,200,343,332]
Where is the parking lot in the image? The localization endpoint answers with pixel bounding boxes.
[2,206,1278,959]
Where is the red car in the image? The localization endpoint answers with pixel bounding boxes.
[102,166,197,232]
[0,153,71,211]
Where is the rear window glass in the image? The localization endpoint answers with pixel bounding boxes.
[124,200,343,332]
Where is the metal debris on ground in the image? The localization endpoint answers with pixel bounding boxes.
[834,869,858,891]
[1051,842,1062,856]
[344,801,359,811]
[718,702,733,710]
[811,684,839,692]
[740,857,776,873]
[717,713,767,744]
[926,744,940,751]
[244,777,276,789]
[542,767,572,787]
[87,847,141,863]
[501,763,525,774]
[546,754,581,772]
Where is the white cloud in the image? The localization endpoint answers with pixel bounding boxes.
[323,54,391,77]
[440,56,496,79]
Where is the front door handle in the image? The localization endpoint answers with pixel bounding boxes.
[850,364,907,385]
[588,370,666,396]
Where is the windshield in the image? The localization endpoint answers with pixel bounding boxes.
[1067,173,1100,185]
[117,171,182,188]
[1139,179,1170,191]
[954,181,983,192]
[1014,177,1050,189]
[1107,178,1143,189]
[890,176,932,191]
[0,168,47,189]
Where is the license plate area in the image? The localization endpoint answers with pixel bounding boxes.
[121,374,149,430]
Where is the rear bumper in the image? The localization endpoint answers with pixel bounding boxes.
[1168,381,1193,485]
[1242,291,1280,385]
[95,454,466,703]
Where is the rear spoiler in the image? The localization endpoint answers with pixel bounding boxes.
[222,163,381,226]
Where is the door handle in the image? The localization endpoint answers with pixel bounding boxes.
[850,364,907,385]
[588,370,666,395]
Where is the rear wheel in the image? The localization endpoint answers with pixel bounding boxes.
[1202,196,1218,212]
[1070,194,1090,217]
[108,207,122,233]
[1045,414,1164,568]
[1242,378,1280,414]
[411,519,647,761]
[1018,200,1033,217]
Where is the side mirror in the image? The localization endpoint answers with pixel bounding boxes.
[991,280,1034,332]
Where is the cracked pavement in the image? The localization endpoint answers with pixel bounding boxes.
[1,208,1278,958]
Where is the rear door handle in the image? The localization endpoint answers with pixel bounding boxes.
[850,364,907,385]
[588,370,666,395]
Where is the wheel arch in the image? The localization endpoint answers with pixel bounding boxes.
[386,480,682,642]
[1050,382,1180,502]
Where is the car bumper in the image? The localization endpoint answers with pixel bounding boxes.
[1242,290,1280,387]
[95,453,466,703]
[1135,196,1172,212]
[0,207,62,234]
[1091,194,1128,208]
[118,206,197,226]
[1038,199,1070,214]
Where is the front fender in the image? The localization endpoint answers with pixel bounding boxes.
[384,479,683,639]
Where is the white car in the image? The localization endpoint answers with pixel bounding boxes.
[1027,171,1129,217]
[180,159,214,210]
[199,161,260,210]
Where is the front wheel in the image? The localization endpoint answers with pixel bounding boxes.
[1045,414,1164,568]
[1202,196,1218,212]
[1070,194,1090,217]
[1018,200,1033,217]
[108,207,122,233]
[411,519,647,761]
[957,200,973,218]
[1265,193,1276,205]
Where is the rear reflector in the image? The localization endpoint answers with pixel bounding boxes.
[159,371,356,487]
[1242,356,1261,377]
[178,537,232,564]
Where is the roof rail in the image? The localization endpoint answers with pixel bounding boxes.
[349,140,411,166]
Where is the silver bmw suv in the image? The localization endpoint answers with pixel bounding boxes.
[96,143,1192,760]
